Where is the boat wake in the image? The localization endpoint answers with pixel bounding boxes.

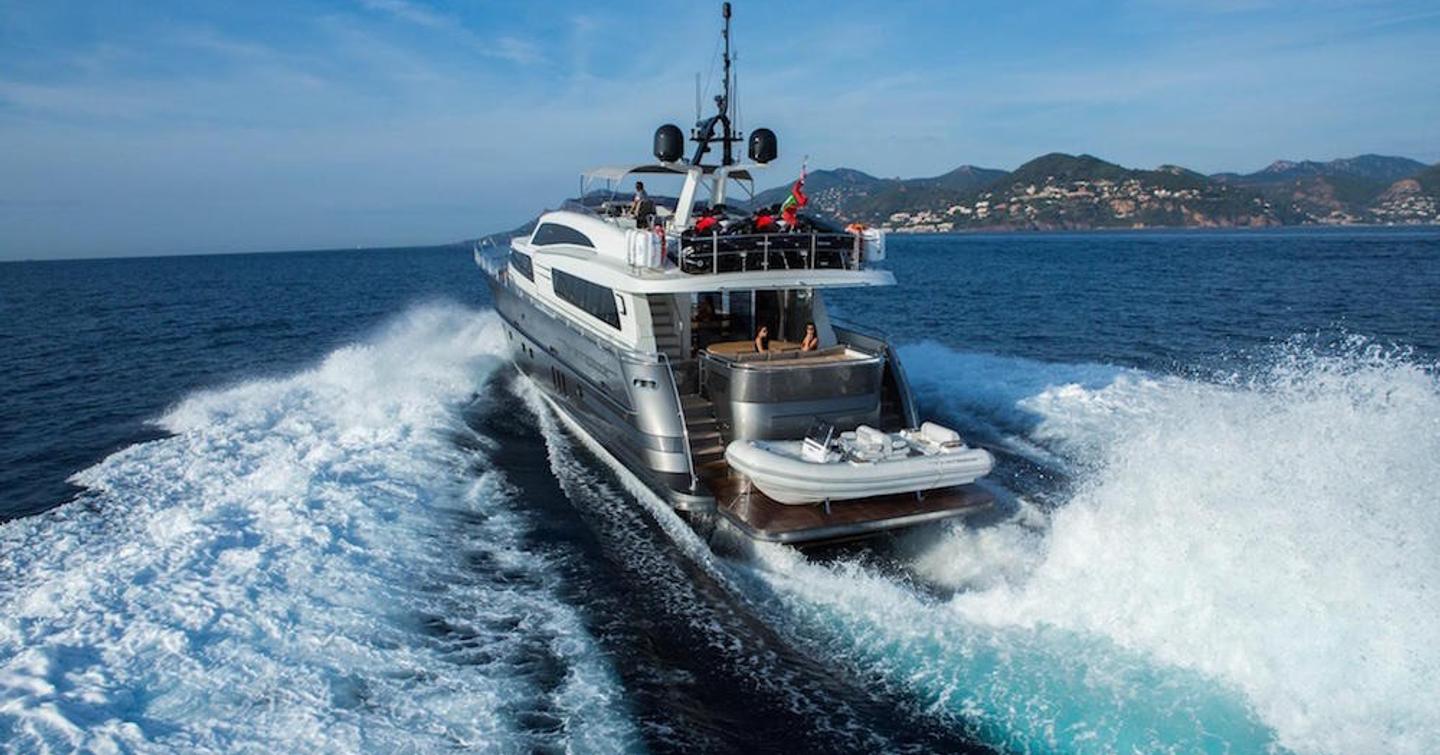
[0,304,638,752]
[738,338,1440,754]
[509,378,984,752]
[3,301,1436,754]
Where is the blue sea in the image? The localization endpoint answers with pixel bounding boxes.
[2,228,1438,753]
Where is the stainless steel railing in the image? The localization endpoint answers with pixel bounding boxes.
[656,352,698,492]
[676,231,865,274]
[473,241,506,278]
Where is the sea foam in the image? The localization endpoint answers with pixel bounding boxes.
[0,305,638,752]
[5,301,1436,754]
[748,339,1439,754]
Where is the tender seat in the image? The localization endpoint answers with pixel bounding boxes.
[920,421,963,447]
[840,425,911,462]
[900,422,968,455]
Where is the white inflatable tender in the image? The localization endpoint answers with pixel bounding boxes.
[724,422,994,505]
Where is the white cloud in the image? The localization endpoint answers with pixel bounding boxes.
[356,0,453,30]
[489,36,544,66]
[356,0,545,67]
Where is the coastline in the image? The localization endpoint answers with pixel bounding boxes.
[880,222,1440,236]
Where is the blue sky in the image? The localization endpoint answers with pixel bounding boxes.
[1,0,1437,259]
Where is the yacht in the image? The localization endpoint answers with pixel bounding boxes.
[476,3,994,545]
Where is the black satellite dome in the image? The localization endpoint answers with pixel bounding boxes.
[748,128,777,163]
[654,124,684,162]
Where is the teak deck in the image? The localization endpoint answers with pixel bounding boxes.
[705,466,994,544]
[704,339,803,355]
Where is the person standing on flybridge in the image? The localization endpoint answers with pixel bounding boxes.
[630,181,654,227]
[781,160,808,227]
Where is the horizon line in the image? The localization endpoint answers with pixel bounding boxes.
[7,225,1440,265]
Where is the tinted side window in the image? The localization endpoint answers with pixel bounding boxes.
[553,270,621,330]
[532,223,594,248]
[509,249,534,280]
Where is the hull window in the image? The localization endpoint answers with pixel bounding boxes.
[553,269,622,330]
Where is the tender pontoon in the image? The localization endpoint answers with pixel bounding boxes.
[475,3,993,544]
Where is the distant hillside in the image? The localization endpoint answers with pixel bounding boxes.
[750,167,887,215]
[1210,154,1432,224]
[1413,163,1440,195]
[755,153,1439,230]
[480,154,1437,243]
[1369,163,1440,223]
[1217,154,1428,184]
[750,165,1008,224]
[911,165,1012,193]
[964,153,1272,229]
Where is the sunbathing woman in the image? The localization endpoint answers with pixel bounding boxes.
[801,322,819,351]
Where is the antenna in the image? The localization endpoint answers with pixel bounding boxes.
[720,1,734,165]
[731,41,739,129]
[734,69,740,133]
[694,72,702,123]
[722,2,732,101]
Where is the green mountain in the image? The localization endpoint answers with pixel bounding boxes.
[757,153,1274,229]
[961,153,1272,229]
[1369,162,1440,222]
[749,167,886,213]
[1414,163,1440,195]
[749,165,1007,223]
[486,153,1437,241]
[910,165,1011,193]
[1222,154,1428,184]
[752,153,1438,230]
[1210,154,1432,223]
[1002,153,1130,186]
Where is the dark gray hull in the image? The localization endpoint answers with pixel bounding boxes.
[486,272,713,511]
[481,262,991,544]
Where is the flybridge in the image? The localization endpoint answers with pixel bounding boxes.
[507,209,893,294]
[523,2,892,285]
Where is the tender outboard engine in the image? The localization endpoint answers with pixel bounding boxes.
[654,124,684,162]
[748,128,777,163]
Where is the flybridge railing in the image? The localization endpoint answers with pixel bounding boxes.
[559,199,603,217]
[474,240,507,278]
[675,231,867,275]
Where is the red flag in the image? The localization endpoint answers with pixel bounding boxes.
[781,167,807,225]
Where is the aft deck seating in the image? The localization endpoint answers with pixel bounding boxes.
[703,341,857,366]
[700,340,886,440]
[705,339,800,357]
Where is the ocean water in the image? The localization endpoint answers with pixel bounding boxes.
[1,229,1438,753]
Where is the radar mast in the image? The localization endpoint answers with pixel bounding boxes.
[690,2,740,167]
